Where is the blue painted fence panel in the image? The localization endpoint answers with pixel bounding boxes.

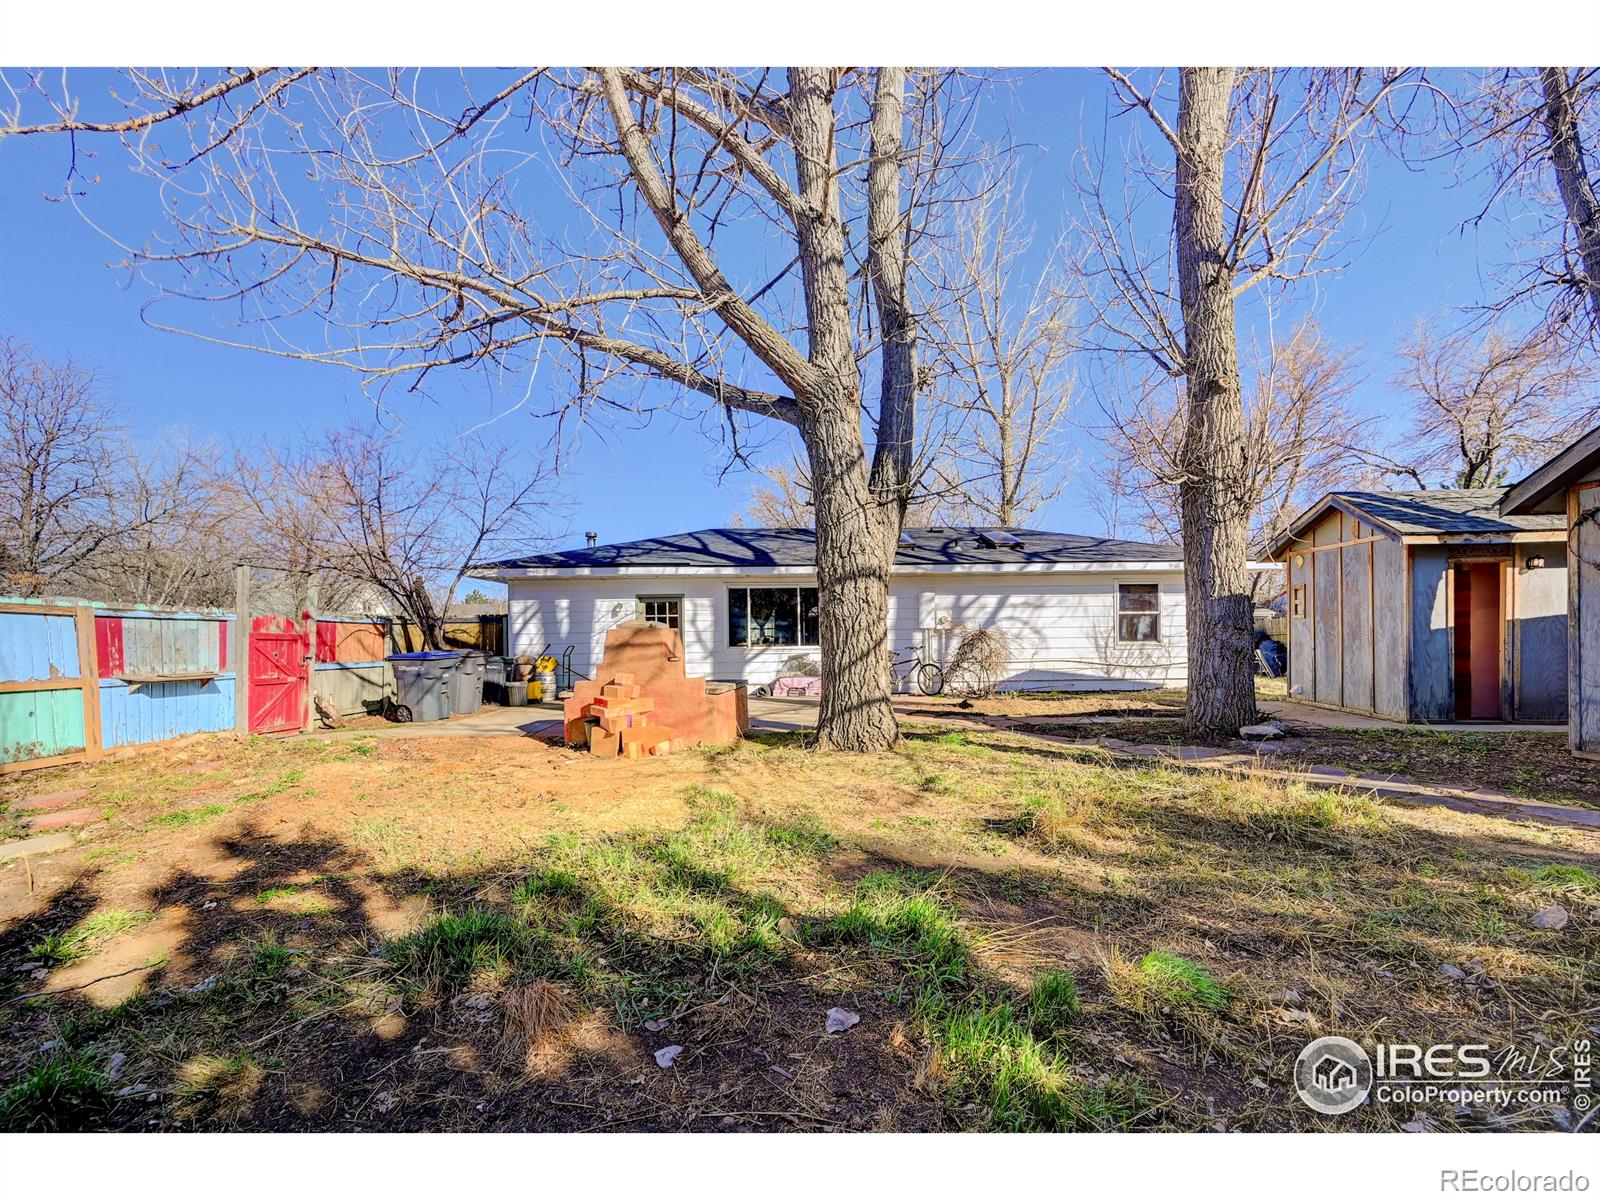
[99,675,237,750]
[0,610,80,683]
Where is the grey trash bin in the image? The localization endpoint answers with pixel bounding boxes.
[386,652,457,722]
[451,651,486,716]
[482,656,508,705]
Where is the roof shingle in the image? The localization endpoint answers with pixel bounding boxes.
[486,526,1181,571]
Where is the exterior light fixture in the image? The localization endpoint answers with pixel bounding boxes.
[1526,554,1547,570]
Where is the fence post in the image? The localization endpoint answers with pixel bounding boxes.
[303,578,318,733]
[234,565,250,736]
[74,605,103,761]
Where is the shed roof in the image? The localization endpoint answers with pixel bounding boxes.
[1268,488,1566,556]
[484,526,1182,572]
[1501,427,1600,515]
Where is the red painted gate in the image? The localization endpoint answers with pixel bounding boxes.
[249,614,309,734]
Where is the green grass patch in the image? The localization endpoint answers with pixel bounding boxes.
[1028,969,1080,1035]
[30,909,153,967]
[384,908,556,994]
[1131,950,1229,1011]
[821,874,1138,1130]
[1531,864,1600,892]
[151,802,230,828]
[0,1054,113,1132]
[762,812,838,855]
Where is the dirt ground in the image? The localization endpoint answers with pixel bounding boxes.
[1,708,1596,1133]
[898,686,1600,810]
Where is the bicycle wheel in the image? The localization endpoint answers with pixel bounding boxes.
[915,662,944,696]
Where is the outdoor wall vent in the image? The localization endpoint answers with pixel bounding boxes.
[585,531,598,549]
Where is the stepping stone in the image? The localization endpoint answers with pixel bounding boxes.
[17,787,90,809]
[0,832,75,862]
[13,792,91,813]
[26,807,100,831]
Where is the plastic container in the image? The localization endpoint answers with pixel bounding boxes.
[505,679,528,707]
[482,656,508,705]
[385,651,458,722]
[451,651,486,716]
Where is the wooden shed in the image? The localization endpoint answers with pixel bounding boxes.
[1501,429,1600,756]
[1267,489,1568,723]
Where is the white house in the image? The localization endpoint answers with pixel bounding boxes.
[476,526,1188,693]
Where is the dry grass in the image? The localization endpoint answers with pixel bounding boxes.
[1,710,1595,1132]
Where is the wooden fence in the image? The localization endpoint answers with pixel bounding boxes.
[1,599,236,773]
[1,599,508,771]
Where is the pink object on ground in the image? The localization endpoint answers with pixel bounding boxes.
[773,675,822,698]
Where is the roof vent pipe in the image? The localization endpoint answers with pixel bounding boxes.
[585,531,598,549]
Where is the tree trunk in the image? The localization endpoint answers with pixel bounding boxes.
[805,407,900,751]
[1174,67,1258,739]
[1539,67,1600,331]
[789,66,902,751]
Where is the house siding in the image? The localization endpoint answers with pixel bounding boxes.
[507,570,1187,692]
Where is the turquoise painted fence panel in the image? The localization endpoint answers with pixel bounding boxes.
[0,610,80,683]
[0,689,87,763]
[98,675,236,750]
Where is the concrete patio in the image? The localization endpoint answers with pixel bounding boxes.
[320,694,824,741]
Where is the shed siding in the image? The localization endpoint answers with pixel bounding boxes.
[1573,471,1600,753]
[1286,551,1313,703]
[1510,545,1568,721]
[1372,537,1408,718]
[1339,540,1373,713]
[507,571,1187,691]
[1409,547,1454,721]
[1312,519,1343,705]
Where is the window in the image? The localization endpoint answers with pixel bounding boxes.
[1117,583,1160,643]
[1291,584,1307,619]
[729,586,820,647]
[638,595,682,630]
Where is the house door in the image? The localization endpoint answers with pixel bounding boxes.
[249,614,308,734]
[1452,563,1503,720]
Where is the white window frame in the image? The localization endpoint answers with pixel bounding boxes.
[1115,581,1163,644]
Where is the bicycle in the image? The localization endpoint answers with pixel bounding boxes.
[889,643,944,696]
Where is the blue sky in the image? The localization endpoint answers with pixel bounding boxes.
[0,68,1516,574]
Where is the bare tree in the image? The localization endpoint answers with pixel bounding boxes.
[74,440,243,608]
[250,424,551,649]
[732,456,977,529]
[1414,69,1600,343]
[0,335,192,597]
[2,67,995,751]
[1076,67,1414,737]
[923,168,1076,525]
[1097,320,1370,590]
[1373,316,1600,488]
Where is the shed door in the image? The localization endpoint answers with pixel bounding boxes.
[249,615,307,734]
[1452,563,1504,721]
